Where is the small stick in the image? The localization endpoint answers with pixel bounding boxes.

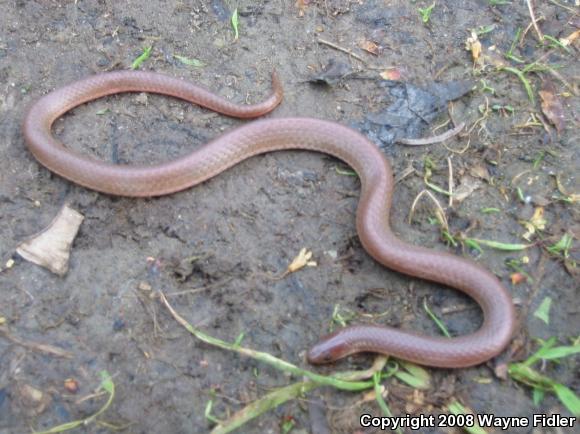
[0,327,73,358]
[396,122,465,146]
[317,38,367,64]
[164,277,234,297]
[394,166,415,184]
[443,136,471,154]
[526,0,544,41]
[447,157,454,208]
[408,189,449,231]
[547,0,577,13]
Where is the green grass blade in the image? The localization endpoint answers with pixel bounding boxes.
[448,401,488,434]
[394,361,431,389]
[499,66,535,104]
[533,297,552,324]
[131,46,152,70]
[423,298,451,337]
[536,344,580,360]
[553,383,580,416]
[173,55,205,67]
[373,372,403,434]
[231,9,239,40]
[469,238,531,251]
[211,381,319,434]
[508,363,556,390]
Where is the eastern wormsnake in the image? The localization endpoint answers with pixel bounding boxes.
[22,71,515,368]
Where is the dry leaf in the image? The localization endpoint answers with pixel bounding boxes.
[521,207,546,241]
[453,175,481,203]
[469,164,491,182]
[554,174,579,203]
[560,29,580,46]
[358,38,380,55]
[15,383,51,416]
[287,248,317,273]
[295,0,310,17]
[16,204,84,276]
[539,80,565,134]
[380,68,403,81]
[465,31,482,65]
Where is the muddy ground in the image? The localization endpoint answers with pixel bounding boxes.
[0,1,578,433]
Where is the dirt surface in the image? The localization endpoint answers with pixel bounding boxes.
[1,1,578,433]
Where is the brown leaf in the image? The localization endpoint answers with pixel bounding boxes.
[469,164,490,182]
[16,204,84,276]
[453,175,481,203]
[15,383,51,417]
[380,68,403,81]
[465,31,482,64]
[561,29,580,46]
[358,38,379,55]
[295,0,311,17]
[295,0,310,17]
[539,80,565,134]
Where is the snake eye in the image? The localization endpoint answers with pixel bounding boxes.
[323,353,333,363]
[307,334,351,364]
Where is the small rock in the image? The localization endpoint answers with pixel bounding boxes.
[324,250,338,260]
[63,378,79,394]
[138,281,152,291]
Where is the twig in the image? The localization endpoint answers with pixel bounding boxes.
[443,136,471,154]
[447,157,454,208]
[547,0,579,13]
[0,327,73,358]
[164,277,234,297]
[408,190,449,231]
[317,38,367,64]
[394,166,416,184]
[396,122,465,146]
[520,15,545,45]
[526,0,544,41]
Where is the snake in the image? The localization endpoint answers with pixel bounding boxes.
[22,71,515,368]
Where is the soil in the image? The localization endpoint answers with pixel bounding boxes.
[0,1,578,433]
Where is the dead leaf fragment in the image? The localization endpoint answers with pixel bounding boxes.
[469,164,491,182]
[295,0,311,17]
[287,248,317,273]
[16,204,84,276]
[539,80,565,134]
[15,383,51,416]
[554,174,579,203]
[308,59,353,86]
[561,29,580,46]
[453,175,482,203]
[138,281,152,291]
[358,38,380,55]
[521,207,546,241]
[380,68,403,81]
[465,31,482,66]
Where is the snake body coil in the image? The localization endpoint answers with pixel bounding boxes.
[23,71,515,367]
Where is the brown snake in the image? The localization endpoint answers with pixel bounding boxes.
[23,71,515,368]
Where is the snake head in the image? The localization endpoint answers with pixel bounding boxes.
[307,332,352,365]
